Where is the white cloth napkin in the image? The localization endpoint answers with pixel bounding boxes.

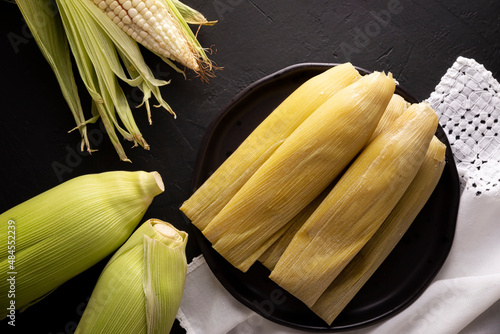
[176,56,500,334]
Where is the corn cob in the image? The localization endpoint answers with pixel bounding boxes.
[76,219,187,333]
[269,102,438,307]
[258,94,409,271]
[90,0,214,77]
[203,71,396,272]
[310,136,446,324]
[180,63,361,231]
[0,171,164,318]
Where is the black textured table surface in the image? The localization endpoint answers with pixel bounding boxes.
[1,1,499,333]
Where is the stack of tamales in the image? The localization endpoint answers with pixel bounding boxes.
[180,63,446,325]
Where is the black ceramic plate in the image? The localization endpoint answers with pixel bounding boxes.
[187,63,460,332]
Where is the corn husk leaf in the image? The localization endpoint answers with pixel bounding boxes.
[259,93,409,271]
[16,0,205,160]
[14,0,90,151]
[310,136,446,324]
[77,0,174,103]
[203,71,396,272]
[368,93,409,142]
[258,184,332,271]
[172,0,217,25]
[0,171,164,318]
[75,219,188,334]
[56,0,181,160]
[181,63,361,231]
[160,0,217,79]
[270,102,438,307]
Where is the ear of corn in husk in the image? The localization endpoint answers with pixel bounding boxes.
[258,93,409,271]
[88,0,215,78]
[203,71,396,272]
[310,135,446,325]
[75,219,187,334]
[269,102,438,307]
[0,171,164,318]
[56,0,180,160]
[15,0,215,160]
[180,63,361,231]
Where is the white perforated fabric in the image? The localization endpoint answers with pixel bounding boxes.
[427,56,500,196]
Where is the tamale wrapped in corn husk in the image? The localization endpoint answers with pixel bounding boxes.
[310,136,447,324]
[180,63,361,230]
[269,102,438,307]
[258,185,331,271]
[368,93,409,142]
[203,72,396,272]
[259,94,409,271]
[76,219,187,333]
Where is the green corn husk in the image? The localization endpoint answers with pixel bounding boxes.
[311,136,447,325]
[171,0,217,25]
[0,171,164,318]
[269,102,438,307]
[180,63,361,231]
[14,0,215,161]
[56,0,173,160]
[158,0,217,79]
[76,219,188,334]
[203,71,395,272]
[14,0,90,152]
